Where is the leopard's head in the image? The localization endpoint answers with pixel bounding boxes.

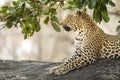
[61,10,93,32]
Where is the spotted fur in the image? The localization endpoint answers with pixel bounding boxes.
[49,11,120,75]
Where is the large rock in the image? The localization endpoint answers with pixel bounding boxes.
[0,59,120,80]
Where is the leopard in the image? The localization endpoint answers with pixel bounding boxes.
[49,10,120,75]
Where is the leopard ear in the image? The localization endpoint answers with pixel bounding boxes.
[76,10,82,16]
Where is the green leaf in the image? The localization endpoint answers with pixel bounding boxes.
[51,16,60,24]
[101,5,110,22]
[79,0,86,9]
[21,3,26,10]
[109,1,115,7]
[13,1,18,7]
[116,25,120,32]
[94,1,101,10]
[51,22,61,32]
[43,8,56,15]
[1,6,8,10]
[35,24,41,32]
[6,15,17,22]
[88,0,96,9]
[33,20,41,32]
[93,10,102,23]
[60,1,64,7]
[50,15,61,32]
[1,6,8,13]
[64,6,76,10]
[102,11,110,22]
[7,7,16,14]
[24,33,27,39]
[29,30,34,36]
[44,16,49,25]
[5,21,12,28]
[38,6,43,13]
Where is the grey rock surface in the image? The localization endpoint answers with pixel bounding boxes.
[0,59,120,80]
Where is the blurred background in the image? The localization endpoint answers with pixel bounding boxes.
[0,0,120,62]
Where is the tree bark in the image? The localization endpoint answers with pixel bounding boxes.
[0,59,120,80]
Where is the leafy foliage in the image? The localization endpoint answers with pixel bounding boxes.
[67,0,115,23]
[0,0,62,39]
[0,0,118,39]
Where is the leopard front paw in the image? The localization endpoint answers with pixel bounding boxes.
[49,66,69,75]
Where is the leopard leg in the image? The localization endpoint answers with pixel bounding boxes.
[49,49,98,75]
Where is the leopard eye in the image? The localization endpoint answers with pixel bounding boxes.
[63,25,71,31]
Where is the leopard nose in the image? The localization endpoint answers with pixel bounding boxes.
[63,26,71,31]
